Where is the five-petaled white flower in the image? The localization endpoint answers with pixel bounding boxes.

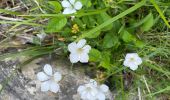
[68,39,91,63]
[77,79,109,100]
[123,53,142,70]
[61,0,83,14]
[37,64,62,93]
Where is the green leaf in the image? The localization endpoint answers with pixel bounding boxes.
[135,40,145,48]
[100,52,111,70]
[120,29,136,43]
[48,1,62,13]
[45,17,67,33]
[80,0,92,7]
[141,13,154,31]
[82,16,96,28]
[103,33,119,48]
[89,48,101,62]
[74,18,84,28]
[97,12,113,31]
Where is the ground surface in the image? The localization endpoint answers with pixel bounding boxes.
[0,56,113,100]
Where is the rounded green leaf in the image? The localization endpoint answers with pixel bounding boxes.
[45,17,67,33]
[89,48,101,62]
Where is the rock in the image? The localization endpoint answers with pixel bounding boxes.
[0,56,114,100]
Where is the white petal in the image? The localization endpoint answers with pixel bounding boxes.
[63,8,76,14]
[86,92,93,99]
[77,39,86,48]
[74,1,82,10]
[77,85,85,94]
[81,91,96,100]
[83,45,91,53]
[125,53,133,60]
[80,91,88,100]
[89,79,97,87]
[123,60,129,67]
[37,72,49,81]
[79,53,89,63]
[129,64,138,70]
[69,0,75,4]
[135,56,142,65]
[44,64,53,76]
[50,82,60,93]
[61,0,71,7]
[54,72,62,82]
[69,53,80,63]
[96,92,105,100]
[100,84,109,93]
[68,42,77,53]
[41,81,50,92]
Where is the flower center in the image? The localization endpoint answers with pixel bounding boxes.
[77,48,83,54]
[86,86,92,92]
[129,57,135,62]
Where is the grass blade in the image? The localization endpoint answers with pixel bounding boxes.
[150,0,170,28]
[76,0,146,40]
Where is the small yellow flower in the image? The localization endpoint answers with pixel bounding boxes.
[71,24,79,34]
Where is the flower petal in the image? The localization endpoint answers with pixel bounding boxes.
[41,81,50,92]
[37,72,49,81]
[135,56,142,65]
[54,72,62,82]
[61,0,71,8]
[63,8,76,14]
[100,84,109,93]
[123,60,129,67]
[68,42,77,53]
[81,91,96,100]
[50,82,60,93]
[77,39,86,48]
[69,53,80,63]
[129,64,138,70]
[77,85,85,94]
[83,45,91,53]
[44,64,53,76]
[96,92,105,100]
[69,0,75,4]
[79,53,89,63]
[74,1,82,10]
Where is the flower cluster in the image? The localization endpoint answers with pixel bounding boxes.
[77,79,109,100]
[37,64,62,93]
[36,1,143,98]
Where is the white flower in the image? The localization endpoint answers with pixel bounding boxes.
[37,64,62,93]
[68,39,91,63]
[61,0,83,14]
[77,79,109,100]
[123,53,142,70]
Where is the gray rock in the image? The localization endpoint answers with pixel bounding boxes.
[0,56,114,100]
